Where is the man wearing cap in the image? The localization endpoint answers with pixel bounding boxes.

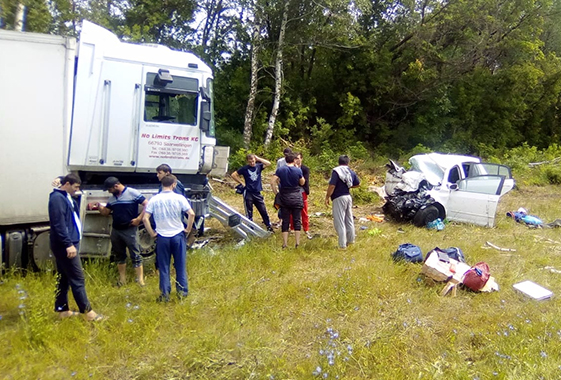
[95,177,148,286]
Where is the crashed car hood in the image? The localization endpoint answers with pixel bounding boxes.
[409,153,480,186]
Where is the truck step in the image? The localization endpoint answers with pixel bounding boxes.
[82,232,111,238]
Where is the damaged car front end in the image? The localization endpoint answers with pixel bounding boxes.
[383,153,515,227]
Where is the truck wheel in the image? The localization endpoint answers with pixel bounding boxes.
[138,226,155,257]
[32,231,56,271]
[413,205,440,227]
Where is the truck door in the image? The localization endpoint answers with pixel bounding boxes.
[135,67,202,174]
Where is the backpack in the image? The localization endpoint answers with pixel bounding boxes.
[392,243,423,263]
[462,262,491,291]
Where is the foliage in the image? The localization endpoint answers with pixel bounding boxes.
[228,147,249,172]
[543,165,561,184]
[7,0,561,164]
[350,185,378,205]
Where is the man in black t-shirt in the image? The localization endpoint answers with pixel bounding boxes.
[231,154,274,232]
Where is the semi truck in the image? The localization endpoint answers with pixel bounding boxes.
[0,21,240,271]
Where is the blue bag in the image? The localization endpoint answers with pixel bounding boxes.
[392,243,423,263]
[438,247,466,263]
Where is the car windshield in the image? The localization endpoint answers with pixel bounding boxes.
[409,158,445,185]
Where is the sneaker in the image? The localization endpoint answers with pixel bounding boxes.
[267,225,274,232]
[306,231,313,239]
[156,294,170,303]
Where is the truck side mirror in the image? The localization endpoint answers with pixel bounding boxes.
[201,102,211,132]
[199,86,211,101]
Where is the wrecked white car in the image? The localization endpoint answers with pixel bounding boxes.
[384,153,515,227]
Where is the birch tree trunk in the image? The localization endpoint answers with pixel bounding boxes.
[263,0,288,148]
[243,17,261,148]
[14,3,25,31]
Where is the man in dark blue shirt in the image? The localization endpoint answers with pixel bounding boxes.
[96,177,148,287]
[49,173,102,321]
[232,154,274,232]
[271,153,305,248]
[325,155,360,249]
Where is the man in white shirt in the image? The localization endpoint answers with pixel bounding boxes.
[143,174,195,302]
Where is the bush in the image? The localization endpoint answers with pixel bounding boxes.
[544,166,561,185]
[229,148,249,173]
[352,186,379,205]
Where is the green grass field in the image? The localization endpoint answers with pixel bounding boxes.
[2,171,561,379]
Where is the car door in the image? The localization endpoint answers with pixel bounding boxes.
[462,162,514,195]
[444,175,506,227]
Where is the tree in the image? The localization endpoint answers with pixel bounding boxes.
[263,0,288,148]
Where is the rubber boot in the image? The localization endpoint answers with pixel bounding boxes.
[135,265,145,286]
[117,263,127,286]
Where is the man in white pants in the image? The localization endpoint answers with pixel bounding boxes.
[325,155,360,249]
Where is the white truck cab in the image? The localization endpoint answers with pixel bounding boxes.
[69,21,216,174]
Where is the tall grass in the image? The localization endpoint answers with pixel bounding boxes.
[2,170,561,379]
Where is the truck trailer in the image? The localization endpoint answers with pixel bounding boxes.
[0,21,239,271]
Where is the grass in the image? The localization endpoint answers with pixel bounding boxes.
[2,169,561,379]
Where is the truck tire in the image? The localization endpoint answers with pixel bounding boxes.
[32,231,56,272]
[137,226,156,257]
[6,231,24,269]
[413,205,440,227]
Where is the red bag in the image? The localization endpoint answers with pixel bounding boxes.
[462,262,490,291]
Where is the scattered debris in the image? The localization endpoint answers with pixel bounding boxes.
[513,280,553,300]
[370,186,387,198]
[191,240,210,249]
[368,228,382,236]
[485,241,517,252]
[533,235,561,245]
[366,214,384,222]
[542,266,561,274]
[506,208,543,226]
[528,157,561,168]
[427,218,445,231]
[421,248,499,296]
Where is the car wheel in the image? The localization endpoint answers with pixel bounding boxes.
[413,205,440,227]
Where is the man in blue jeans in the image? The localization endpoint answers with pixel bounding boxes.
[143,174,195,302]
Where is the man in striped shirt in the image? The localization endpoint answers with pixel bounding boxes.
[96,177,148,286]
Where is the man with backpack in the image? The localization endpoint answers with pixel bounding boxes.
[325,155,360,249]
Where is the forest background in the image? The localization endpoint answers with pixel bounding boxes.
[4,0,561,168]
